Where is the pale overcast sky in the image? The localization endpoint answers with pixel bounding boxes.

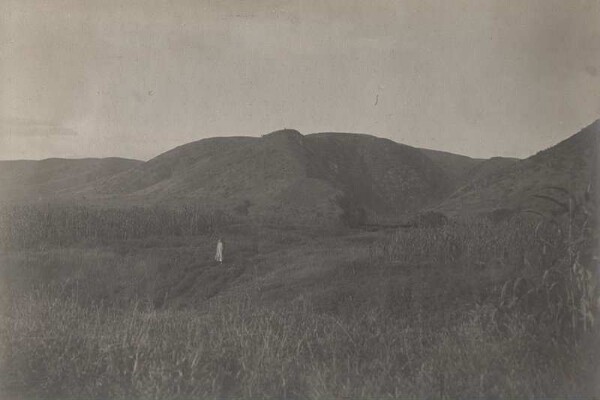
[1,0,599,160]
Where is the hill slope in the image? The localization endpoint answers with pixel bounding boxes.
[0,158,142,204]
[419,148,484,188]
[419,148,518,190]
[437,120,599,214]
[2,120,596,222]
[90,129,454,224]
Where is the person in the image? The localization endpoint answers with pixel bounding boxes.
[215,238,223,264]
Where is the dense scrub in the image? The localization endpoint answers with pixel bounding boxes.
[0,204,237,249]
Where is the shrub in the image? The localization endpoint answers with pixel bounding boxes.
[410,211,448,228]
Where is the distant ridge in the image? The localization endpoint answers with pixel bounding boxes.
[90,130,454,224]
[1,120,597,225]
[0,157,142,203]
[419,148,518,189]
[437,119,599,214]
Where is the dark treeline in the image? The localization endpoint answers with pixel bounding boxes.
[0,204,236,249]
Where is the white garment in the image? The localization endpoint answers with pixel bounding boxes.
[215,241,223,263]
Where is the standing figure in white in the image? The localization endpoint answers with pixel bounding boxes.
[215,238,223,264]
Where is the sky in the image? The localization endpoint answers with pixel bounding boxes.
[1,0,599,160]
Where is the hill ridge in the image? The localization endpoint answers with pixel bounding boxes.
[437,119,599,214]
[1,120,597,223]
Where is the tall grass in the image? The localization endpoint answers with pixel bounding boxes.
[0,189,597,399]
[373,187,599,347]
[498,186,599,345]
[0,288,590,400]
[0,204,237,249]
[371,215,573,272]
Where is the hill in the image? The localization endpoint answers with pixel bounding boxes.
[419,148,518,191]
[0,157,142,204]
[437,119,599,214]
[92,129,454,225]
[419,148,484,187]
[1,121,597,223]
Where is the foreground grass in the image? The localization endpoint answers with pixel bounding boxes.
[1,288,592,400]
[1,197,597,399]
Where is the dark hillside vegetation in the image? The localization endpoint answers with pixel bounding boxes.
[0,204,237,250]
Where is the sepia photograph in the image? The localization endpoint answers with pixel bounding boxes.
[1,0,599,398]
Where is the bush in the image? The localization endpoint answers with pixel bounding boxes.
[410,211,448,228]
[340,207,367,228]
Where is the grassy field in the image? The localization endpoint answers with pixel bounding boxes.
[0,204,598,399]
